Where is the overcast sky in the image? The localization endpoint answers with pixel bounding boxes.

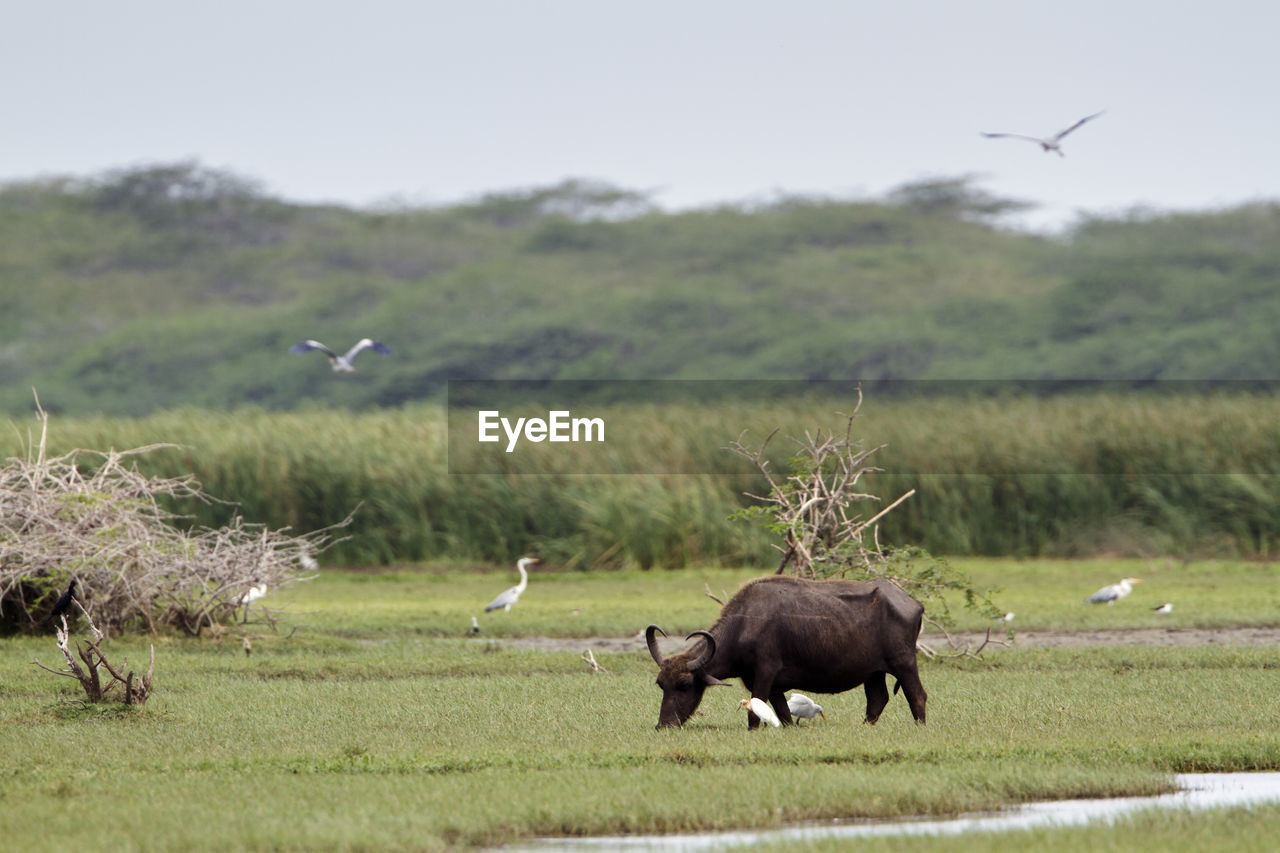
[6,2,1277,230]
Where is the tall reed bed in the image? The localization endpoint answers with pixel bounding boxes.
[5,391,1279,566]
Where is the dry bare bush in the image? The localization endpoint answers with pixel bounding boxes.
[727,388,1007,658]
[1,402,342,635]
[33,600,154,705]
[726,388,910,578]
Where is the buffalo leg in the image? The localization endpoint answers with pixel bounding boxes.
[894,667,928,724]
[769,691,794,726]
[863,671,890,724]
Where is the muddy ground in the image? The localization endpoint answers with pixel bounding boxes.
[500,627,1280,655]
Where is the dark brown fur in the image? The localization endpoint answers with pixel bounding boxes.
[648,575,926,729]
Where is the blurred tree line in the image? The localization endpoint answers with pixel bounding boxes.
[1,162,1278,416]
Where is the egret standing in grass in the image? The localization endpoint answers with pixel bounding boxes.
[289,338,392,373]
[234,583,267,607]
[1086,577,1141,604]
[740,697,781,728]
[484,557,539,613]
[787,693,825,724]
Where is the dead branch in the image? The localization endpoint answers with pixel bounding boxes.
[32,607,156,704]
[726,388,912,579]
[916,619,1011,660]
[581,649,607,673]
[848,488,917,539]
[704,583,725,606]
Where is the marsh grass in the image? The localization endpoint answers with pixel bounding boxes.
[6,391,1280,566]
[3,561,1279,850]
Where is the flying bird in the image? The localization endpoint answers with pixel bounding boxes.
[787,693,825,723]
[740,697,781,728]
[981,110,1104,157]
[1086,577,1141,605]
[483,557,539,613]
[289,338,392,373]
[1153,602,1173,614]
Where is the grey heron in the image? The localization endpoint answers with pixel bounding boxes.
[740,697,782,728]
[1086,577,1140,604]
[1154,602,1173,614]
[787,692,825,723]
[483,557,539,613]
[289,338,392,372]
[981,110,1104,157]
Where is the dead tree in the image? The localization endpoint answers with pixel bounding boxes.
[32,601,155,705]
[1,397,344,635]
[726,388,1006,659]
[726,388,913,578]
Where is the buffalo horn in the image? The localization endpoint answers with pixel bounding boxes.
[685,630,716,671]
[645,624,667,665]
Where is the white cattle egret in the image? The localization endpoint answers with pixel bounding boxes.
[1086,577,1141,604]
[235,583,268,606]
[981,110,1104,157]
[998,612,1015,623]
[740,697,781,728]
[467,616,481,635]
[787,693,825,723]
[484,557,539,613]
[1154,602,1173,614]
[289,338,392,372]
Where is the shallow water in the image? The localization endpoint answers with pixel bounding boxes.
[504,772,1280,851]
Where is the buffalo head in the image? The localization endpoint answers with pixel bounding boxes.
[646,624,727,728]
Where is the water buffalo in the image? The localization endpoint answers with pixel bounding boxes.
[647,575,926,729]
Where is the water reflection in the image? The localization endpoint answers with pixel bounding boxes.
[506,773,1280,851]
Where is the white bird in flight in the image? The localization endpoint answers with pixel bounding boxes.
[1086,577,1141,605]
[484,557,539,613]
[740,697,781,728]
[289,338,392,372]
[1153,602,1173,614]
[981,110,1104,157]
[787,693,825,723]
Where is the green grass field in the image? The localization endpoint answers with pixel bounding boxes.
[2,559,1278,851]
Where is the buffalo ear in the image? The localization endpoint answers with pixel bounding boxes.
[702,674,729,687]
